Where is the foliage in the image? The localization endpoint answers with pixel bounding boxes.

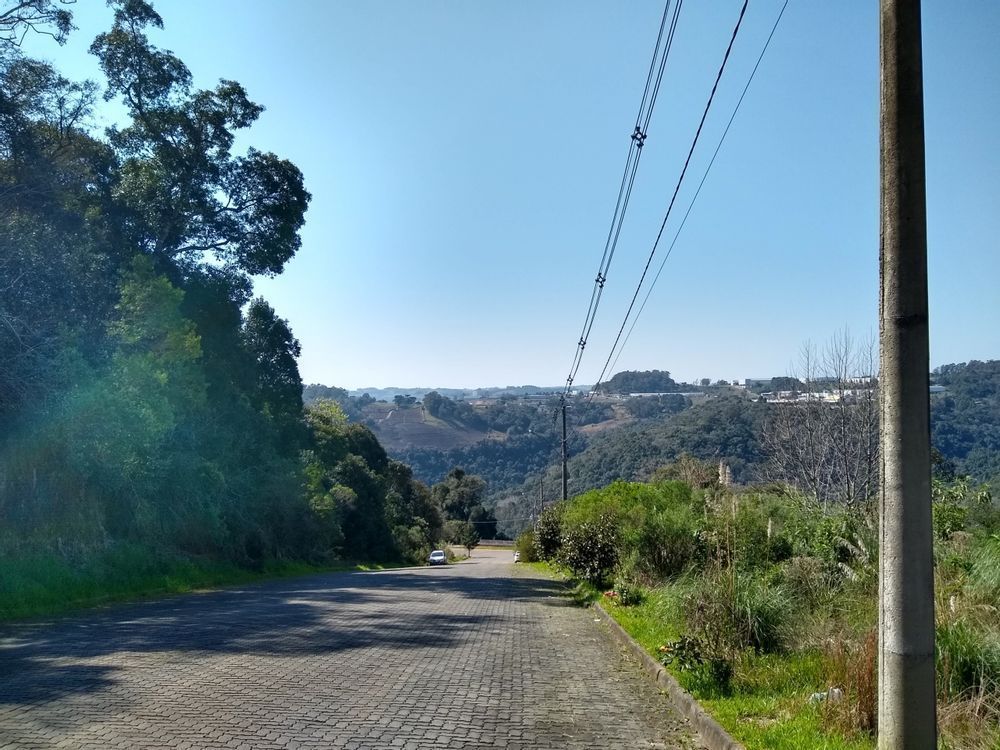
[558,511,618,585]
[937,619,1000,700]
[684,570,794,656]
[821,629,878,736]
[431,467,497,539]
[443,519,479,553]
[597,369,679,394]
[932,361,1000,489]
[514,529,539,563]
[610,577,645,607]
[0,0,453,597]
[533,503,564,559]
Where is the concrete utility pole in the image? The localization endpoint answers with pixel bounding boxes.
[878,0,936,746]
[561,397,568,501]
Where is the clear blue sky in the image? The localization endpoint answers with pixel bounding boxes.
[27,1,1000,389]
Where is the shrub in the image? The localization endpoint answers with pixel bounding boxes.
[660,635,733,695]
[515,529,539,563]
[558,512,619,585]
[968,535,1000,602]
[612,577,645,607]
[633,507,704,579]
[534,503,564,560]
[685,570,793,655]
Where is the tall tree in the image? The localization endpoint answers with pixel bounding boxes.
[90,0,309,278]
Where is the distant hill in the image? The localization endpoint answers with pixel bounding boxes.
[597,369,682,394]
[931,360,1000,484]
[305,361,1000,536]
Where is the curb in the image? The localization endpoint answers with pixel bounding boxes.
[593,602,745,750]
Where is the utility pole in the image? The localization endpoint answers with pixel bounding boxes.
[878,1,936,746]
[538,475,543,520]
[560,396,568,501]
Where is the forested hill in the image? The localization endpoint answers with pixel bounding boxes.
[597,369,683,393]
[931,360,1000,483]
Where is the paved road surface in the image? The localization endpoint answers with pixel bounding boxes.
[0,548,700,749]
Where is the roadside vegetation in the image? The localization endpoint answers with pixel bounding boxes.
[0,1,494,622]
[521,463,1000,749]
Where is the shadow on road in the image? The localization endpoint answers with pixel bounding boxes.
[0,563,571,708]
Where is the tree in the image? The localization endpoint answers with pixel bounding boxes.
[0,0,74,48]
[444,519,479,555]
[90,0,309,277]
[759,331,878,506]
[241,297,303,443]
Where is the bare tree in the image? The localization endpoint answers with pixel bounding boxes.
[760,330,878,507]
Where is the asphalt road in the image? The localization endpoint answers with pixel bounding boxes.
[0,548,700,749]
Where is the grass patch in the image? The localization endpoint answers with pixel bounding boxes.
[595,583,876,750]
[0,543,406,623]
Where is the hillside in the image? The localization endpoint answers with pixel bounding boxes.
[361,402,493,452]
[305,361,1000,537]
[596,369,684,393]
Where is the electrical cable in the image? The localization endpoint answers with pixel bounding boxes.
[589,0,750,395]
[563,0,683,394]
[605,0,789,378]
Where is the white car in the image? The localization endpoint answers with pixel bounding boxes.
[428,549,447,565]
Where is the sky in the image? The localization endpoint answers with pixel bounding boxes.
[24,1,1000,389]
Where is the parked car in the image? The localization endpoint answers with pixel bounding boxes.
[513,551,521,563]
[428,549,447,565]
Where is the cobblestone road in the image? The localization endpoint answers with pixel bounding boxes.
[0,549,701,749]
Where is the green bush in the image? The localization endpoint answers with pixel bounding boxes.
[685,570,793,655]
[612,577,645,607]
[968,534,1000,601]
[633,506,705,579]
[559,512,619,585]
[534,503,565,560]
[515,529,539,563]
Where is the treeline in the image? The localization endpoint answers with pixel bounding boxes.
[0,0,475,583]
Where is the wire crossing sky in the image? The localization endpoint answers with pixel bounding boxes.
[564,0,681,394]
[24,1,1000,389]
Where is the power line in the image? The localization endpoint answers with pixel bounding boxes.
[590,0,750,394]
[564,0,683,395]
[605,0,790,377]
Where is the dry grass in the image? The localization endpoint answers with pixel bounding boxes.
[939,682,1000,750]
[821,628,878,737]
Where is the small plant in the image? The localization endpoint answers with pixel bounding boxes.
[612,578,645,607]
[660,635,733,694]
[515,529,539,563]
[937,619,1000,700]
[780,555,830,610]
[533,503,565,560]
[660,635,705,671]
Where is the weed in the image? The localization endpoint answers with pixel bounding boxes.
[821,628,877,736]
